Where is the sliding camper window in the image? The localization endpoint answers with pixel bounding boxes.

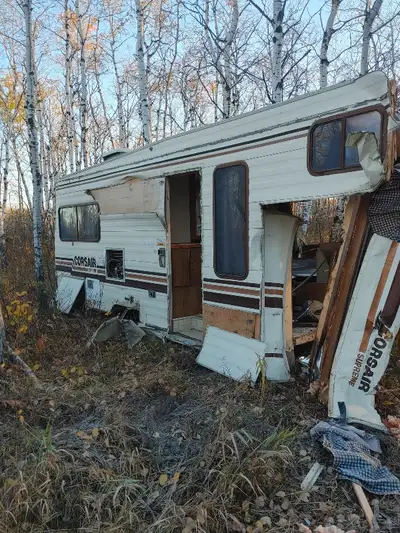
[59,204,100,242]
[214,163,248,279]
[309,107,386,174]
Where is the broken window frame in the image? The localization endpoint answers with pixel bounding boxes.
[59,203,101,242]
[213,161,249,280]
[307,105,387,176]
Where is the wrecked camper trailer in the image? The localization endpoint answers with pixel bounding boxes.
[55,71,400,428]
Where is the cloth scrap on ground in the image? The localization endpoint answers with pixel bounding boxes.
[310,420,400,494]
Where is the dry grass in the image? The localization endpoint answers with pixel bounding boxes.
[0,312,399,533]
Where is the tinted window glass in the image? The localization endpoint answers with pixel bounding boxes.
[311,120,342,171]
[77,204,100,241]
[59,206,78,241]
[345,111,382,167]
[214,164,247,278]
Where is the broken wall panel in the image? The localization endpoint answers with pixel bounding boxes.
[88,177,165,218]
[310,194,370,381]
[263,211,299,381]
[329,235,400,430]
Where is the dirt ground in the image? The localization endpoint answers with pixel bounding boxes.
[1,313,400,533]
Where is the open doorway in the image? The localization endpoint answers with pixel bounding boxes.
[168,172,203,340]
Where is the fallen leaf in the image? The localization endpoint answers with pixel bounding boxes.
[76,431,86,438]
[2,400,23,409]
[36,335,45,352]
[159,473,168,486]
[172,471,180,483]
[91,428,99,438]
[18,415,25,423]
[32,363,40,371]
[49,400,55,408]
[281,496,290,510]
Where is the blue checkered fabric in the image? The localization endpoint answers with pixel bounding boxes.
[311,421,400,495]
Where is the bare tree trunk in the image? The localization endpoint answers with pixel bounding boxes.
[0,130,9,263]
[108,14,127,147]
[135,0,151,144]
[76,0,88,167]
[271,0,284,103]
[222,0,238,118]
[11,133,32,211]
[64,0,75,173]
[23,0,47,310]
[360,0,383,75]
[320,0,341,89]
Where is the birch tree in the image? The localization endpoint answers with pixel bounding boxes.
[320,0,341,89]
[360,0,383,75]
[135,0,151,144]
[22,0,46,308]
[0,130,9,264]
[75,0,89,167]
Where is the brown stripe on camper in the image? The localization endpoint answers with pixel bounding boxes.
[203,283,260,297]
[55,269,167,294]
[264,288,284,296]
[359,241,399,353]
[380,263,400,328]
[265,282,284,288]
[126,272,167,284]
[264,296,284,309]
[203,277,260,288]
[203,291,260,310]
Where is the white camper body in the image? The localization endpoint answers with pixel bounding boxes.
[55,72,396,392]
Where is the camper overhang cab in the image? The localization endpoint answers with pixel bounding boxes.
[55,71,400,431]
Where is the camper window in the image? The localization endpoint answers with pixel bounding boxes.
[59,204,100,242]
[214,163,248,279]
[309,107,385,174]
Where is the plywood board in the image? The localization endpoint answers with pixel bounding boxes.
[203,304,260,339]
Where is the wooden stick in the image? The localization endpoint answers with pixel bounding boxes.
[352,483,376,531]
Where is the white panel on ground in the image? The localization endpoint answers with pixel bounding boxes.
[329,235,400,430]
[56,276,84,313]
[196,326,265,382]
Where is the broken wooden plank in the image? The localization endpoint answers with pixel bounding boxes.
[352,483,375,531]
[309,195,362,371]
[301,461,325,491]
[293,326,317,346]
[312,194,371,382]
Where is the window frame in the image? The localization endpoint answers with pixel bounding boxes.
[58,203,101,243]
[307,104,387,176]
[213,161,249,280]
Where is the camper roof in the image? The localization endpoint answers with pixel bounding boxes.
[57,71,389,190]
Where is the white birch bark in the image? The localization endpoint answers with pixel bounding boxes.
[0,130,9,262]
[64,0,75,173]
[75,0,88,167]
[108,13,127,147]
[360,0,384,75]
[320,0,341,89]
[222,0,238,118]
[22,0,46,306]
[271,0,284,103]
[135,0,151,145]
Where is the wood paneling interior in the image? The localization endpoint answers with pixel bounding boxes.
[172,244,202,318]
[203,303,261,339]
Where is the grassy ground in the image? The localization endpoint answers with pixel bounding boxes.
[1,313,400,533]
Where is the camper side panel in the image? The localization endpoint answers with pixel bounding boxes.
[55,207,168,329]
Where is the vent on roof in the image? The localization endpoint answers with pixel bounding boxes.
[103,148,131,162]
[106,249,124,280]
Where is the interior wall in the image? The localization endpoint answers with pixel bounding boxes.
[170,175,191,243]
